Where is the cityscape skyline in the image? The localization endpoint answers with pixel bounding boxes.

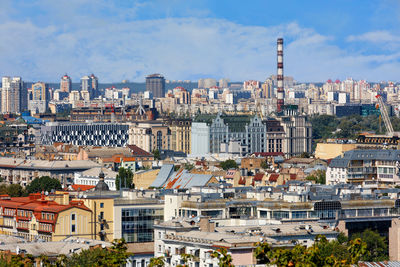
[1,0,400,82]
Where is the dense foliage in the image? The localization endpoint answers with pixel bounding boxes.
[351,229,389,262]
[25,176,62,194]
[211,248,234,267]
[306,169,326,184]
[254,235,367,267]
[310,114,400,141]
[0,184,27,197]
[116,167,134,190]
[220,160,238,170]
[0,239,130,267]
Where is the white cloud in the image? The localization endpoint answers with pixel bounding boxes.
[0,13,400,82]
[347,30,400,43]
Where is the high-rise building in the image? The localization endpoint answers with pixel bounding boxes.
[277,38,284,112]
[28,82,48,114]
[146,74,165,98]
[90,73,98,98]
[262,78,274,99]
[1,76,23,114]
[60,74,72,93]
[81,75,91,92]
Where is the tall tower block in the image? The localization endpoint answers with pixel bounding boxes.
[277,38,284,112]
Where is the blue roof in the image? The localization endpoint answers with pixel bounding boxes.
[151,164,174,188]
[20,116,46,125]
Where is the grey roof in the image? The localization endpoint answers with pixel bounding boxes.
[151,164,174,187]
[330,149,400,168]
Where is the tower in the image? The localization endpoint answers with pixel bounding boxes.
[60,74,72,93]
[146,74,165,98]
[277,38,284,112]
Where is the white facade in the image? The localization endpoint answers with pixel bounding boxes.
[190,122,210,156]
[326,166,348,185]
[74,171,117,191]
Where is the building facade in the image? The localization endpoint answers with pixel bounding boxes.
[146,74,165,98]
[1,76,24,114]
[128,121,170,153]
[40,122,130,147]
[60,74,72,93]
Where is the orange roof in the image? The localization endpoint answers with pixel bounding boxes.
[71,184,96,191]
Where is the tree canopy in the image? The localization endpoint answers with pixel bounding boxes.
[25,176,62,194]
[351,229,388,262]
[306,169,326,184]
[116,167,134,190]
[254,235,367,267]
[220,159,238,170]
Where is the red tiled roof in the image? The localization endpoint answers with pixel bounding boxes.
[269,174,279,182]
[290,174,297,180]
[127,145,153,157]
[253,173,264,181]
[71,184,96,191]
[238,176,246,185]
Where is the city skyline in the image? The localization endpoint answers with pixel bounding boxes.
[0,1,399,82]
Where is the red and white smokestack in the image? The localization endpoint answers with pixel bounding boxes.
[277,38,284,112]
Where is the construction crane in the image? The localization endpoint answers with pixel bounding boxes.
[375,94,394,135]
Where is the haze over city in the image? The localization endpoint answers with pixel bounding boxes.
[1,0,400,82]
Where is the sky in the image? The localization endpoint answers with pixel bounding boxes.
[1,0,400,83]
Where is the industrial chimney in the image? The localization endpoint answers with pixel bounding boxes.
[277,38,284,112]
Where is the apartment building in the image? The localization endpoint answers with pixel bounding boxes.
[327,149,400,186]
[0,193,92,242]
[128,121,170,152]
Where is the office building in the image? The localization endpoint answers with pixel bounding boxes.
[90,73,98,98]
[40,122,130,147]
[60,74,72,93]
[146,74,165,98]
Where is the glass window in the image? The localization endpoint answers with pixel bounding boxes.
[71,214,76,220]
[100,203,104,208]
[71,224,76,232]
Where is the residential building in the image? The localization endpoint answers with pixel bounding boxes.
[28,82,48,114]
[167,118,191,155]
[128,121,170,152]
[326,149,400,186]
[0,193,92,242]
[1,76,24,114]
[146,74,165,98]
[0,157,99,186]
[80,75,90,91]
[60,74,72,93]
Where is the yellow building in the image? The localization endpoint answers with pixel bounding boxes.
[0,193,93,242]
[315,143,356,160]
[78,196,115,242]
[133,169,160,189]
[168,118,191,154]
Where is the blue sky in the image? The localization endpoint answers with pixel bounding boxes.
[1,0,400,82]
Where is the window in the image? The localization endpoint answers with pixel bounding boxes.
[71,224,76,232]
[100,203,104,208]
[100,212,104,220]
[71,214,76,220]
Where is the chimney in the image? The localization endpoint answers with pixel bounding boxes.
[198,217,215,232]
[277,38,284,112]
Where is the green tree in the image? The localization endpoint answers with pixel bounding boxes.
[253,241,271,264]
[148,256,165,267]
[264,235,367,267]
[59,238,131,266]
[184,163,194,171]
[153,149,161,160]
[7,184,26,197]
[260,161,269,169]
[116,167,134,190]
[299,152,311,158]
[25,176,62,194]
[177,253,197,267]
[306,169,326,184]
[351,229,388,262]
[220,160,238,170]
[211,248,234,267]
